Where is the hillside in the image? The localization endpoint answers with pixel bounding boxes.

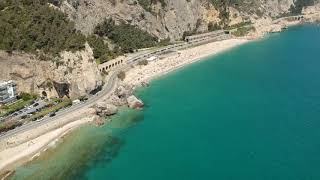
[1,0,317,56]
[0,0,319,98]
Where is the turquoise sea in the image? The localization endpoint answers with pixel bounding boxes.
[10,25,320,180]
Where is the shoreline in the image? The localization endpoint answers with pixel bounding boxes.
[0,115,95,177]
[0,16,316,175]
[123,39,250,87]
[0,38,250,176]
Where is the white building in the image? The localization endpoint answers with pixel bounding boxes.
[0,80,17,105]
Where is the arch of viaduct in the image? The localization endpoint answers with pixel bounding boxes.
[98,59,125,73]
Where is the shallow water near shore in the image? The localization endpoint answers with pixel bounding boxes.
[10,25,320,180]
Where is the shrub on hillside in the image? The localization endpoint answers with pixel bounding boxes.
[0,0,86,56]
[94,18,158,53]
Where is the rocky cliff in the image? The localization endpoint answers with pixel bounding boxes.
[0,44,102,99]
[60,0,295,40]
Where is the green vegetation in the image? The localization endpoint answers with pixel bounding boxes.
[20,92,38,101]
[0,93,37,117]
[26,99,72,122]
[0,0,86,56]
[225,21,252,30]
[87,35,119,63]
[87,35,109,60]
[0,0,119,63]
[231,26,255,37]
[210,0,230,26]
[94,18,158,53]
[137,0,166,12]
[0,0,119,62]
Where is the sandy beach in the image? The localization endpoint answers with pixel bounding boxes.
[124,39,249,86]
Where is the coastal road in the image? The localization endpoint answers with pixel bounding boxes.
[0,33,231,141]
[0,67,121,141]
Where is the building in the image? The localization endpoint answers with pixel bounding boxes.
[0,81,17,105]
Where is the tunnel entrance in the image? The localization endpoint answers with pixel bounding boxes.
[42,91,47,97]
[53,82,70,98]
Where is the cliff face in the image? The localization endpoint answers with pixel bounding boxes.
[60,0,294,40]
[61,0,210,40]
[231,0,294,17]
[0,44,102,99]
[265,0,294,16]
[0,0,302,98]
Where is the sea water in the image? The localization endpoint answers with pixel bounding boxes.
[10,25,320,180]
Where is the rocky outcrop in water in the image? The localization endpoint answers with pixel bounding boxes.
[112,84,144,109]
[93,84,144,118]
[127,95,144,109]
